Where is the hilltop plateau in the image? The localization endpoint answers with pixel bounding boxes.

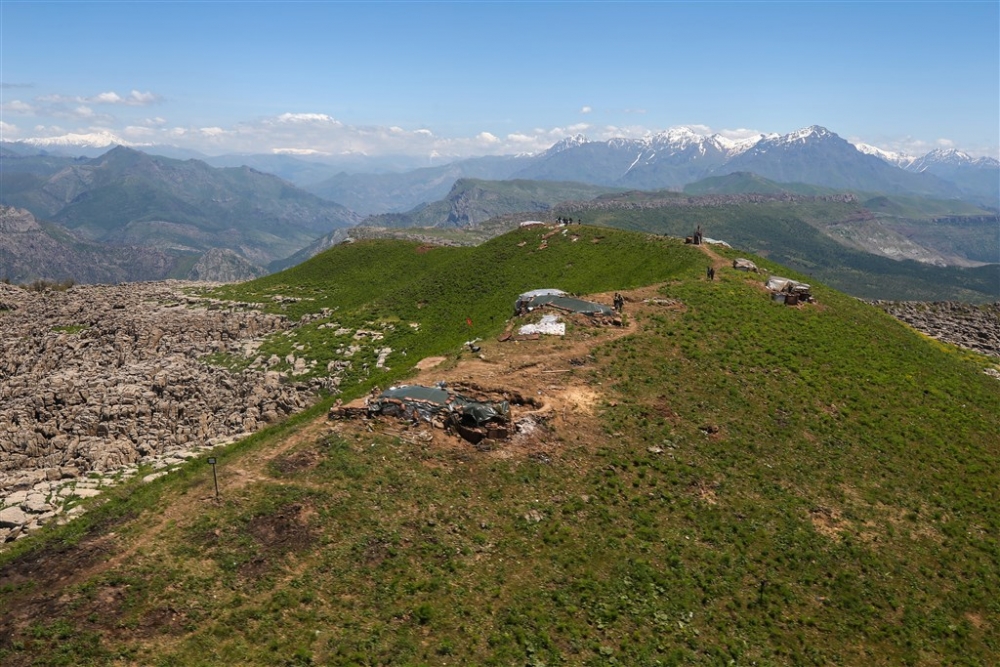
[1,226,998,665]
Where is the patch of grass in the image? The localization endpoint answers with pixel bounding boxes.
[51,324,89,334]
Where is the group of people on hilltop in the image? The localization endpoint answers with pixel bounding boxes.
[556,216,581,225]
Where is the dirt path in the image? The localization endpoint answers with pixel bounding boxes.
[697,243,729,271]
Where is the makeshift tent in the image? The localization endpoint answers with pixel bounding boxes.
[766,276,811,293]
[514,289,567,313]
[766,276,812,304]
[514,290,614,317]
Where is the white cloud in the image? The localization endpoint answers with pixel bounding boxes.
[506,133,536,144]
[1,99,34,114]
[42,90,161,106]
[273,147,331,156]
[123,125,159,139]
[94,91,124,104]
[0,120,20,137]
[125,90,158,105]
[14,106,993,159]
[580,106,592,114]
[276,112,340,125]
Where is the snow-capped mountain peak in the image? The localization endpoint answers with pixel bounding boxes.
[714,132,775,155]
[908,148,1000,172]
[545,134,589,155]
[22,130,136,150]
[853,143,918,168]
[780,125,836,145]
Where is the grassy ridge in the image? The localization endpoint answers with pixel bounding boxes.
[567,201,999,301]
[209,226,700,390]
[2,227,998,665]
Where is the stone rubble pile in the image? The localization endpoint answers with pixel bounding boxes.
[0,280,316,542]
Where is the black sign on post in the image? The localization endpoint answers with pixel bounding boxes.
[207,457,219,499]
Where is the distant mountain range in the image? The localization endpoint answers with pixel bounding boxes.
[296,127,997,214]
[7,125,996,215]
[508,126,995,206]
[0,125,996,290]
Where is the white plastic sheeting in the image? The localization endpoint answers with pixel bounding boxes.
[518,314,566,336]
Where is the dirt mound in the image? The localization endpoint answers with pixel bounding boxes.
[328,289,650,457]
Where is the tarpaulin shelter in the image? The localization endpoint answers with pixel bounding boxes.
[514,289,566,314]
[766,276,811,294]
[514,290,613,317]
[367,384,510,443]
[766,276,813,304]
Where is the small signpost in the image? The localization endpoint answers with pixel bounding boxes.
[207,457,219,499]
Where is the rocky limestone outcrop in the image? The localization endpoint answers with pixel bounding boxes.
[870,300,1000,360]
[0,206,41,233]
[0,281,311,509]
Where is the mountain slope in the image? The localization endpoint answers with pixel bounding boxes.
[1,146,362,266]
[0,206,179,283]
[304,155,531,215]
[721,126,964,198]
[361,178,625,229]
[1,226,997,665]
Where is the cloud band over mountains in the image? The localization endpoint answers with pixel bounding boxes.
[1,86,995,160]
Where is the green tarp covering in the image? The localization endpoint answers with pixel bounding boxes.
[516,292,613,317]
[370,385,510,427]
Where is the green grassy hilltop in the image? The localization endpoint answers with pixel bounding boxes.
[2,226,998,666]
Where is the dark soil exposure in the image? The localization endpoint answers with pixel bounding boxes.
[270,448,323,475]
[246,503,317,553]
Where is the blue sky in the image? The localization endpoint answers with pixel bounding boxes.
[2,1,998,159]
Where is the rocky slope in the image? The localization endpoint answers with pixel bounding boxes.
[0,206,178,283]
[0,281,319,541]
[871,301,1000,359]
[0,206,268,283]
